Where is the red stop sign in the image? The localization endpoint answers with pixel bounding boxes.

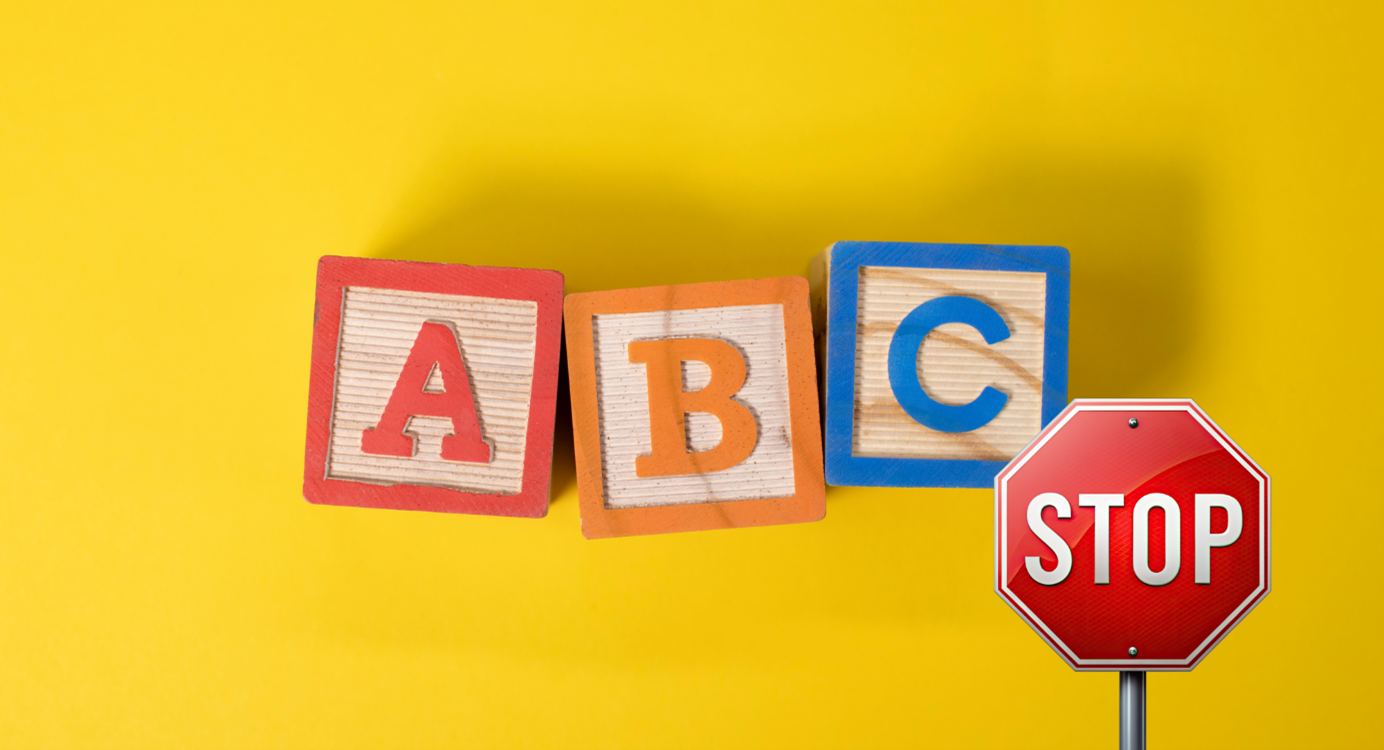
[996,400,1270,671]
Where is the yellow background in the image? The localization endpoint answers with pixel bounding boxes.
[2,1,1379,746]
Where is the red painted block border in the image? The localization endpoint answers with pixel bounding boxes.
[303,255,564,518]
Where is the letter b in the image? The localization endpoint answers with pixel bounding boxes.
[628,338,758,477]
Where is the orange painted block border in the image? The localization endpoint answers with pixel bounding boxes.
[564,277,826,539]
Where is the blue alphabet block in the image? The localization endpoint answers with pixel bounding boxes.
[811,242,1070,488]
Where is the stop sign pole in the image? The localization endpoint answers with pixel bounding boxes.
[1119,670,1145,749]
[995,399,1270,749]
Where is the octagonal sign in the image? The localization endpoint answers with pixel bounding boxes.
[996,399,1270,671]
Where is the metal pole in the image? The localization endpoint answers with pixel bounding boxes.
[1119,671,1146,750]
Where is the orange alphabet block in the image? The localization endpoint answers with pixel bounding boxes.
[563,277,826,539]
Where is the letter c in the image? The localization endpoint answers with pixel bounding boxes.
[887,295,1011,433]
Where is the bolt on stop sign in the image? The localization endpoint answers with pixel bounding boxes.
[996,400,1270,671]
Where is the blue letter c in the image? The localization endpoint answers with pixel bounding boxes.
[887,296,1011,433]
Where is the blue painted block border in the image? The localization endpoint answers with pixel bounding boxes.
[823,241,1070,488]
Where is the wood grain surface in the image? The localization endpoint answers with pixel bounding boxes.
[564,277,825,539]
[304,256,563,518]
[853,265,1046,461]
[326,287,538,494]
[591,304,795,508]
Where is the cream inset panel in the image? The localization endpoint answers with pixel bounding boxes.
[592,304,795,509]
[853,266,1046,461]
[326,287,537,495]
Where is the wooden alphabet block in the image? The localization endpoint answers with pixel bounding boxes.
[303,255,564,517]
[811,242,1070,488]
[564,277,826,539]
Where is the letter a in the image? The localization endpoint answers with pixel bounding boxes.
[361,321,492,463]
[628,338,758,477]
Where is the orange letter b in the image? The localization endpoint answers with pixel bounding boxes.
[628,338,758,478]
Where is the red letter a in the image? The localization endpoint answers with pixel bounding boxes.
[360,321,492,463]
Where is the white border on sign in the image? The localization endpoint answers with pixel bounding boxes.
[994,399,1271,672]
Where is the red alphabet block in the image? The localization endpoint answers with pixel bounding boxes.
[303,256,563,518]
